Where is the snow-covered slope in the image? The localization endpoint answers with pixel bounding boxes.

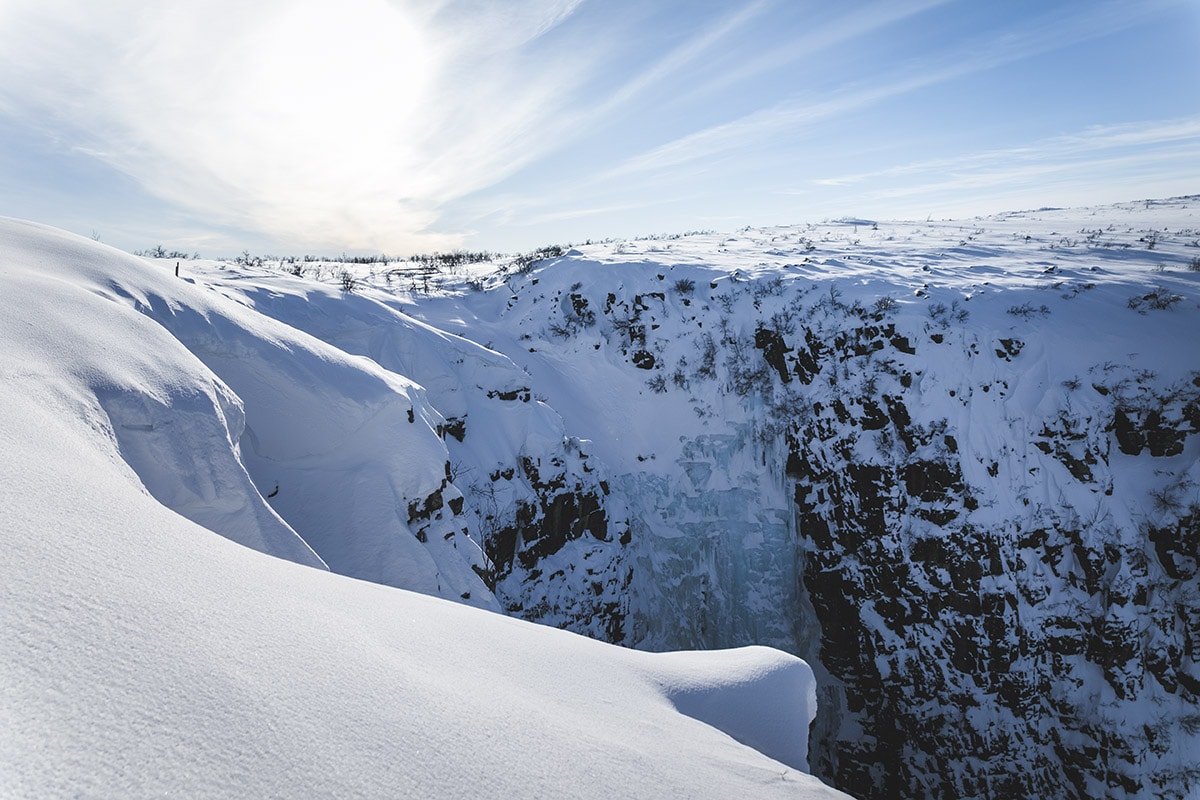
[217,276,628,639]
[0,219,843,799]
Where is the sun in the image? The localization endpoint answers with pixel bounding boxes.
[249,0,431,124]
[195,0,438,235]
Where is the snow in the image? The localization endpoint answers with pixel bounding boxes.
[0,218,844,799]
[4,193,1199,798]
[381,198,1200,797]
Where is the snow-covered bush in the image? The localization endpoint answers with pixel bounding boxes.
[1007,302,1050,318]
[511,245,565,275]
[1127,286,1183,312]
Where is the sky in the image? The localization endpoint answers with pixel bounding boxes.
[0,0,1197,257]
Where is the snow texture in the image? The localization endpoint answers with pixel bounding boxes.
[0,218,841,799]
[5,194,1200,799]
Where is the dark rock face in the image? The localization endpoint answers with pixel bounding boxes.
[472,440,631,644]
[632,349,656,370]
[579,274,1198,799]
[769,319,1200,800]
[1114,405,1193,457]
[421,261,1200,800]
[755,326,793,383]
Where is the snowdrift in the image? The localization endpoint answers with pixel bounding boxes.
[0,219,842,798]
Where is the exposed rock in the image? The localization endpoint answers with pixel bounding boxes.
[392,208,1200,800]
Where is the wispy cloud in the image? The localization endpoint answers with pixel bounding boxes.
[526,201,655,226]
[605,0,1191,182]
[1,0,1194,252]
[586,0,771,116]
[0,0,588,252]
[675,0,956,102]
[813,118,1200,189]
[802,117,1200,210]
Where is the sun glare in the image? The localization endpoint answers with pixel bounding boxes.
[252,0,430,124]
[190,0,438,245]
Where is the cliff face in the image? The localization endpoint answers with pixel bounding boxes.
[401,199,1200,799]
[775,308,1199,798]
[0,220,853,800]
[28,201,1197,797]
[166,200,1199,799]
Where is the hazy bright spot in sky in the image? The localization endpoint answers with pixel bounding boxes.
[245,2,430,157]
[0,0,1197,254]
[263,3,429,111]
[102,0,442,249]
[220,1,434,241]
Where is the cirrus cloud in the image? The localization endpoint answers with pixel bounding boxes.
[0,0,587,252]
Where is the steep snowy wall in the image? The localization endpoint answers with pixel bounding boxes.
[3,218,857,800]
[0,219,325,569]
[225,281,631,640]
[402,200,1200,800]
[0,218,500,608]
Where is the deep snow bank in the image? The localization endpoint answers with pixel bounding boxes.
[0,218,842,798]
[9,193,1199,799]
[0,218,323,569]
[0,217,498,606]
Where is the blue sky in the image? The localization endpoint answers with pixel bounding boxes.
[0,0,1197,256]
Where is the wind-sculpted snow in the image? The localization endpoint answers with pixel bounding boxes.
[651,646,817,772]
[4,219,501,606]
[226,277,631,637]
[0,219,324,569]
[0,218,844,799]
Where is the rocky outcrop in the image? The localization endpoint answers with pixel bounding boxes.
[477,437,630,643]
